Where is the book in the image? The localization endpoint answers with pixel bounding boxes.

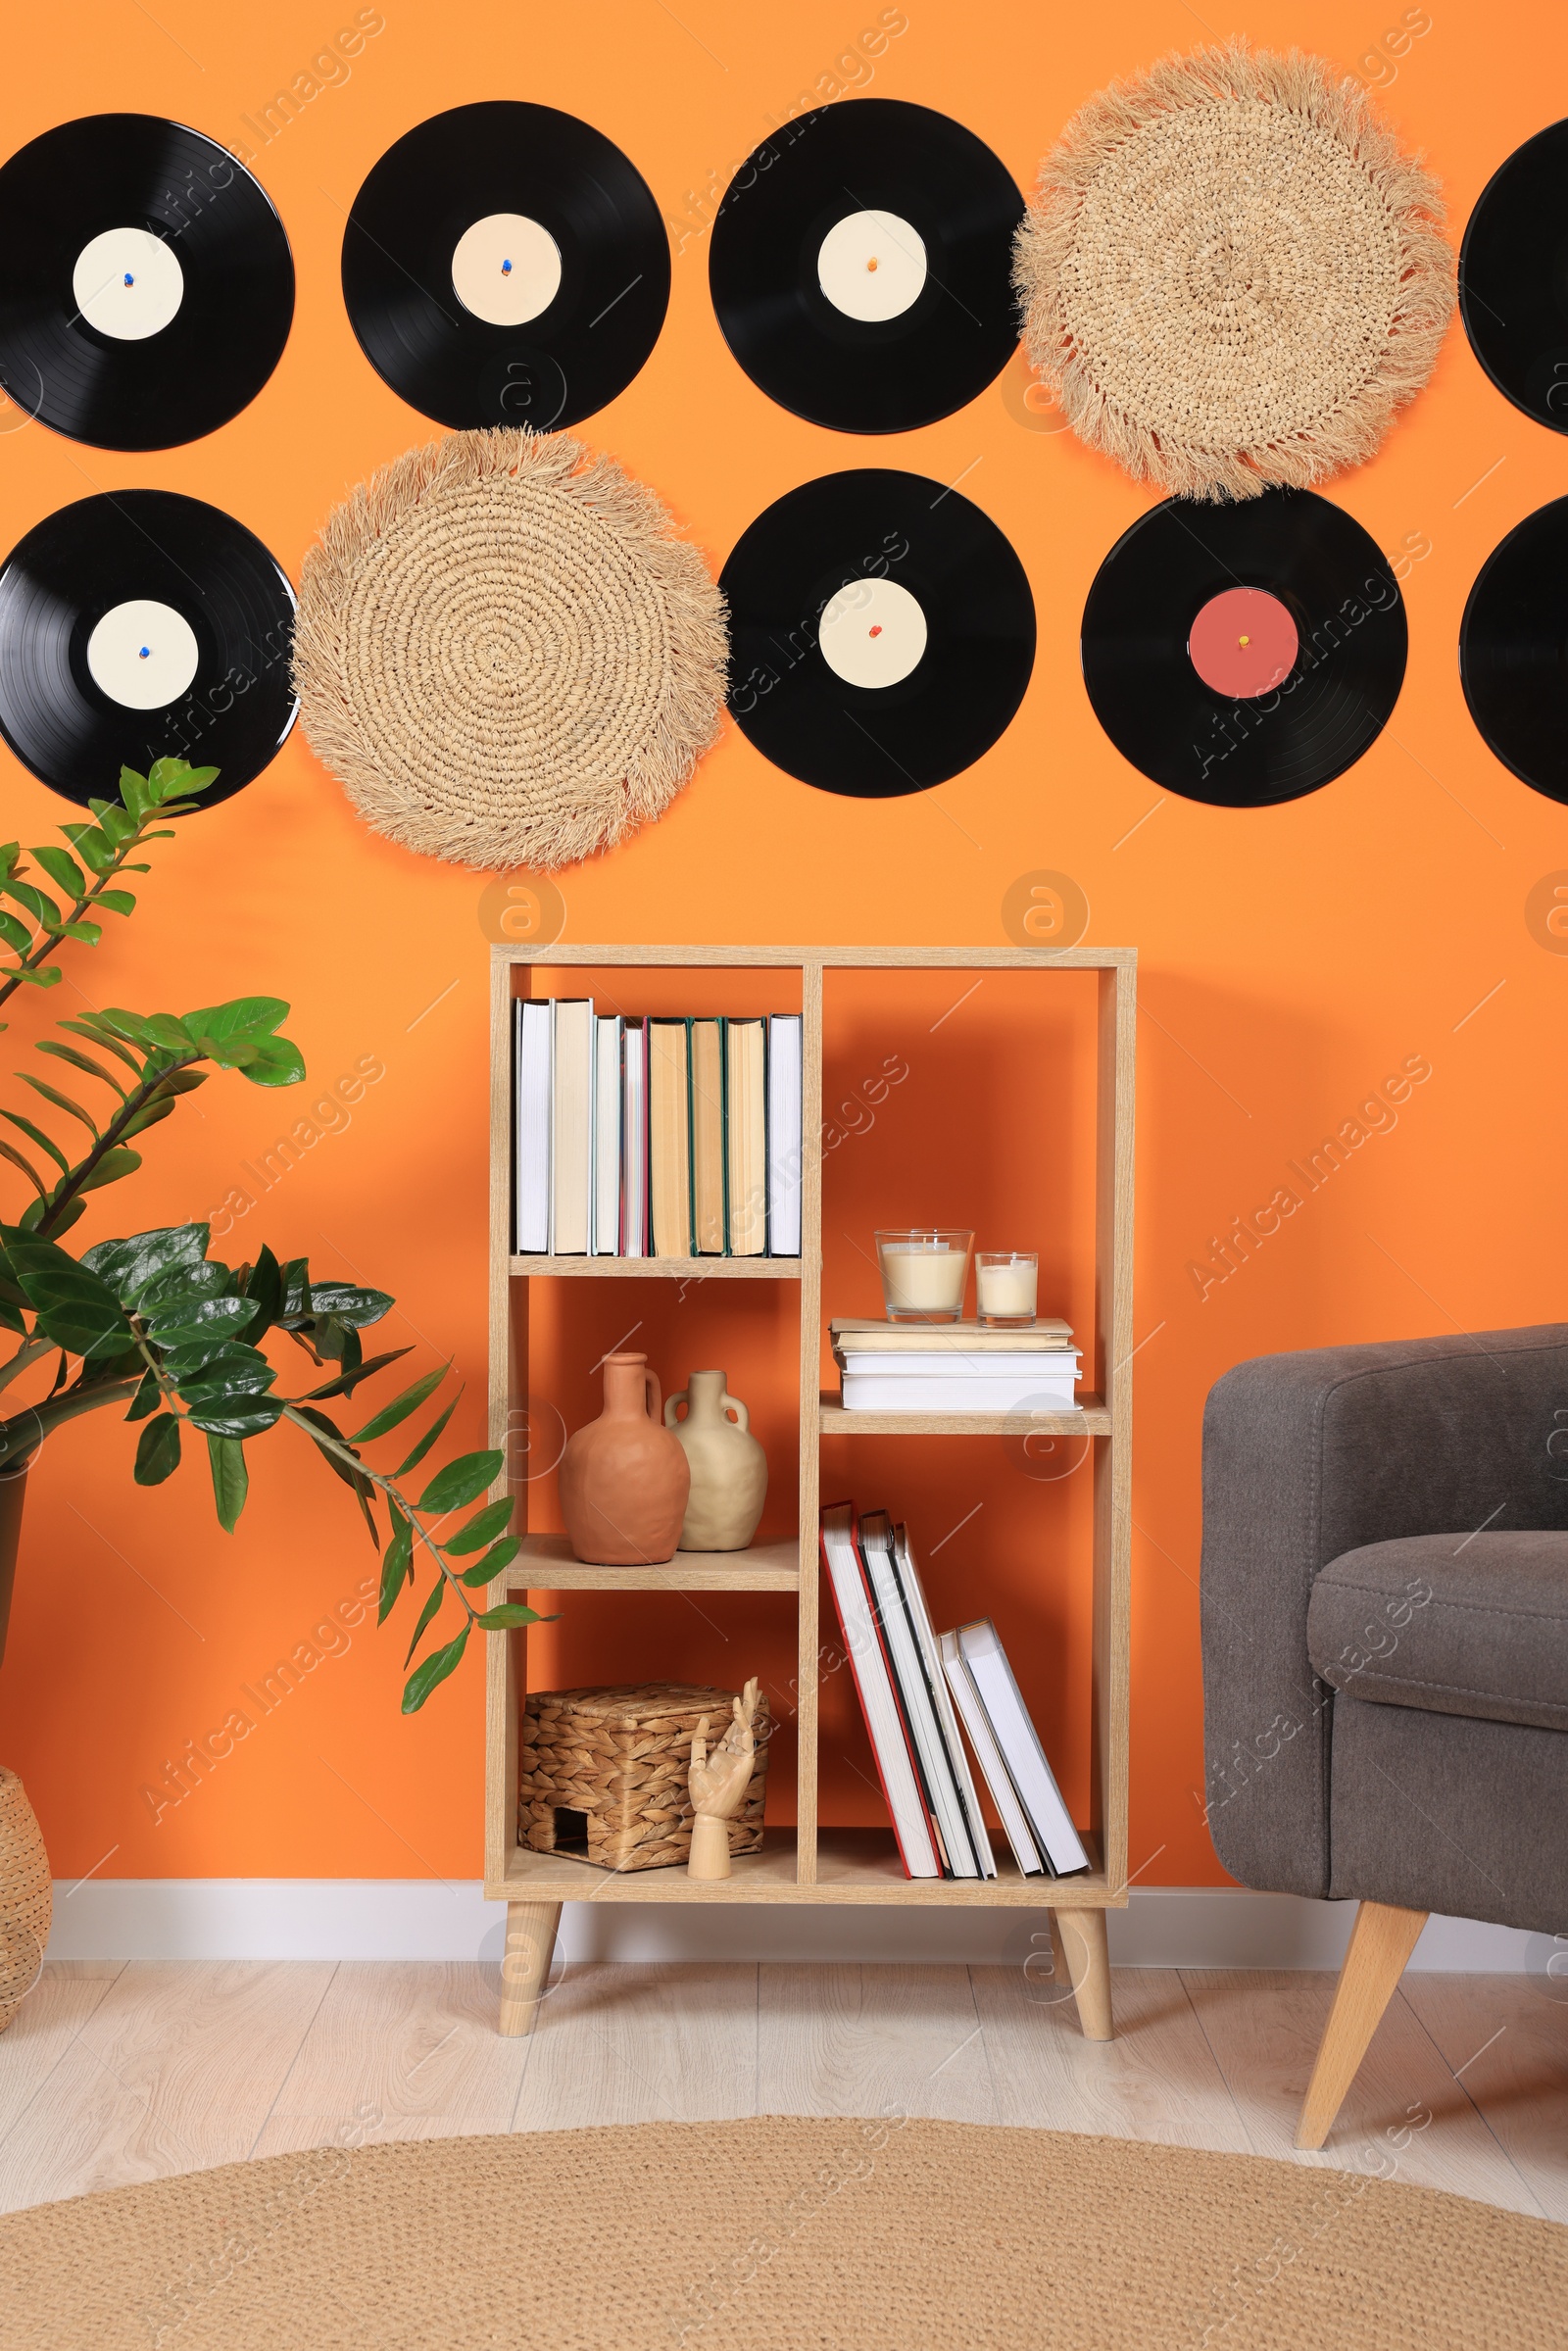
[592,1015,622,1254]
[514,999,553,1254]
[831,1318,1074,1352]
[549,998,594,1255]
[838,1365,1080,1414]
[955,1619,1089,1877]
[690,1016,726,1255]
[833,1351,1082,1378]
[891,1525,996,1878]
[621,1020,648,1258]
[767,1013,802,1256]
[726,1017,767,1255]
[819,1503,939,1879]
[860,1510,978,1877]
[648,1017,693,1258]
[939,1630,1044,1878]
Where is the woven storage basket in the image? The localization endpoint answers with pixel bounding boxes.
[518,1684,768,1872]
[0,1766,51,2033]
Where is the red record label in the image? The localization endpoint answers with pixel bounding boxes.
[1188,586,1298,699]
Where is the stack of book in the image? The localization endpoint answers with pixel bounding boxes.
[819,1501,1090,1882]
[513,999,803,1258]
[830,1319,1080,1412]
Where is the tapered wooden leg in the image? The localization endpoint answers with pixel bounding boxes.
[1053,1908,1113,2041]
[1296,1899,1428,2149]
[498,1899,562,2037]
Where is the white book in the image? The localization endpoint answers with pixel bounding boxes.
[839,1369,1080,1414]
[621,1021,647,1259]
[766,1013,802,1257]
[956,1619,1089,1877]
[892,1526,996,1878]
[819,1505,939,1879]
[859,1512,978,1878]
[939,1631,1043,1878]
[836,1350,1083,1378]
[550,998,594,1255]
[514,1000,553,1254]
[592,1015,622,1254]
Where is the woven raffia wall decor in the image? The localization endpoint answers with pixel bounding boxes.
[292,429,728,870]
[1013,41,1455,501]
[518,1683,769,1872]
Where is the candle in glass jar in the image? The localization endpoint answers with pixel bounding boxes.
[881,1249,968,1314]
[977,1253,1038,1321]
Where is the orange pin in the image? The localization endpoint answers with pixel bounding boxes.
[869,623,883,637]
[867,256,879,271]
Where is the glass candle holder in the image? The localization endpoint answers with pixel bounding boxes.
[976,1251,1038,1325]
[875,1229,973,1322]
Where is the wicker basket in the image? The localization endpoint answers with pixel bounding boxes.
[0,1766,51,2033]
[518,1683,769,1872]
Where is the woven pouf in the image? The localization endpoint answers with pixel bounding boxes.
[1014,42,1454,500]
[518,1683,768,1871]
[293,429,728,869]
[0,1766,50,2033]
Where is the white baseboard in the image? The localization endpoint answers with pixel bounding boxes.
[44,1880,1552,1974]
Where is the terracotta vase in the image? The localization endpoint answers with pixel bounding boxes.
[664,1371,768,1552]
[0,1468,48,2035]
[559,1353,690,1565]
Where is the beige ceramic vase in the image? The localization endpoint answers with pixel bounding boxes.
[664,1370,768,1552]
[560,1353,690,1566]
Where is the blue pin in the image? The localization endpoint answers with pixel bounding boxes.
[502,258,513,274]
[123,271,134,286]
[138,646,150,660]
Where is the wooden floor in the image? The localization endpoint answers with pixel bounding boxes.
[2,1960,1565,2221]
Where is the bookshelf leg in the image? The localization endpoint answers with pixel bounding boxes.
[498,1899,562,2037]
[1053,1908,1113,2041]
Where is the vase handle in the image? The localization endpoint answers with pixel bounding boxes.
[721,1393,750,1432]
[662,1387,686,1429]
[644,1367,662,1422]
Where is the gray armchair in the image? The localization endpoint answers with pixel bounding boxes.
[1200,1324,1568,2146]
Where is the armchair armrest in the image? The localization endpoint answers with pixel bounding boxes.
[1200,1324,1568,1896]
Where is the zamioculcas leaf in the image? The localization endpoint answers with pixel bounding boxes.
[18,1074,97,1138]
[205,1432,248,1532]
[138,1259,232,1314]
[235,1033,306,1088]
[95,890,136,916]
[26,847,85,898]
[180,1391,284,1439]
[402,1625,468,1714]
[297,1347,412,1404]
[475,1603,542,1631]
[237,1245,282,1339]
[0,911,30,953]
[1,1112,73,1179]
[3,1238,133,1359]
[377,1504,414,1625]
[417,1449,504,1515]
[83,1223,210,1306]
[74,1146,143,1195]
[180,996,288,1045]
[23,1192,83,1237]
[403,1571,446,1666]
[392,1388,462,1479]
[458,1534,523,1587]
[0,1141,44,1198]
[349,1362,448,1445]
[3,881,60,927]
[125,1370,162,1422]
[37,1041,125,1093]
[293,1282,391,1329]
[148,1295,257,1350]
[59,1017,142,1075]
[133,1412,181,1485]
[443,1495,514,1554]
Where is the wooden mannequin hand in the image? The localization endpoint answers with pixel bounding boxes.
[689,1680,759,1821]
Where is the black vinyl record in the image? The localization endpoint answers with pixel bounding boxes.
[1459,497,1568,803]
[1459,120,1568,432]
[342,102,668,431]
[1080,491,1407,808]
[709,99,1023,433]
[0,492,297,809]
[720,469,1034,795]
[0,115,293,451]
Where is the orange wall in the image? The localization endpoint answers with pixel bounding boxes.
[3,0,1566,1887]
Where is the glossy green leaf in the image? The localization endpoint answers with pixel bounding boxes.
[205,1432,248,1532]
[392,1389,461,1479]
[167,1339,273,1395]
[0,911,30,954]
[74,1146,142,1196]
[417,1449,504,1515]
[116,1098,178,1143]
[2,881,60,927]
[57,1018,142,1075]
[149,759,218,802]
[0,1293,26,1336]
[474,1602,541,1631]
[133,1412,181,1485]
[95,798,135,847]
[27,846,84,898]
[94,889,136,916]
[3,1238,132,1359]
[140,1013,194,1053]
[236,1245,281,1340]
[236,1033,306,1088]
[23,1192,83,1237]
[180,1390,284,1439]
[148,1295,257,1351]
[292,1405,379,1543]
[0,1111,69,1177]
[403,1570,446,1666]
[13,964,61,990]
[0,1140,44,1198]
[458,1534,522,1587]
[349,1362,448,1445]
[61,824,114,875]
[98,1007,155,1045]
[124,1370,162,1423]
[138,1260,233,1315]
[17,1074,97,1139]
[297,1347,412,1404]
[402,1625,468,1713]
[443,1494,514,1555]
[181,997,288,1045]
[377,1504,415,1625]
[84,1224,210,1307]
[296,1283,393,1331]
[37,1041,124,1094]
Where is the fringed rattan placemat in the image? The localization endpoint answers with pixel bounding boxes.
[1014,42,1454,501]
[3,2118,1563,2349]
[293,429,727,870]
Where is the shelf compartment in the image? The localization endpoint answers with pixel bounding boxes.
[510,1254,802,1280]
[819,1392,1110,1436]
[505,1532,801,1592]
[487,1827,1114,1907]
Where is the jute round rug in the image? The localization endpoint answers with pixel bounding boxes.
[2,2118,1562,2350]
[293,428,727,871]
[1013,42,1454,501]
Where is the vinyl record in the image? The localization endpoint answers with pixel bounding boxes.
[0,492,297,809]
[1459,120,1568,432]
[1459,498,1568,804]
[1080,491,1406,807]
[0,115,293,451]
[709,99,1023,433]
[342,102,668,431]
[720,470,1034,795]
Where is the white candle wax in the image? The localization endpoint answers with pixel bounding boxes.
[977,1259,1037,1318]
[882,1249,967,1313]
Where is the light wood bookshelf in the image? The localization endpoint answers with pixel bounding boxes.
[485,945,1135,2039]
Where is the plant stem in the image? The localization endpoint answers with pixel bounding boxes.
[0,1332,57,1397]
[34,1055,199,1239]
[0,1372,141,1464]
[279,1403,481,1631]
[0,818,160,1019]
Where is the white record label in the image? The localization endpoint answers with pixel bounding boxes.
[818,576,927,689]
[451,214,564,325]
[73,228,184,341]
[86,600,200,710]
[816,209,927,323]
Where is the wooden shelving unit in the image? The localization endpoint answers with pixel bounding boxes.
[484,946,1135,2038]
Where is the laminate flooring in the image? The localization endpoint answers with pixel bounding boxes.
[2,1960,1564,2220]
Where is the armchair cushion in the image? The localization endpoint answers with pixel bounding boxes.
[1307,1531,1568,1733]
